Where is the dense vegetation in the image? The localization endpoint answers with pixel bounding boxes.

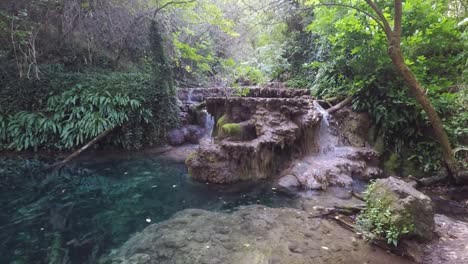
[0,0,466,176]
[275,0,467,177]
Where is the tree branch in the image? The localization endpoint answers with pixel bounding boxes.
[394,0,402,37]
[152,0,196,18]
[310,2,385,30]
[364,0,393,37]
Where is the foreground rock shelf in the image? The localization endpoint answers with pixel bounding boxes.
[105,205,412,264]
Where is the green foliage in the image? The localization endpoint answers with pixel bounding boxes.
[149,21,179,144]
[303,0,467,172]
[233,65,265,85]
[357,182,415,246]
[1,84,151,151]
[383,153,400,174]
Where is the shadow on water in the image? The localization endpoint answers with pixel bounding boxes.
[0,154,292,264]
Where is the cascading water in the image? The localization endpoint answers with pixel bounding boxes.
[187,89,194,103]
[278,100,381,191]
[313,100,339,154]
[203,110,215,139]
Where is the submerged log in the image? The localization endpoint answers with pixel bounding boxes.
[46,126,116,171]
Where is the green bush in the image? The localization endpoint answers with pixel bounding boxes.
[234,65,265,85]
[305,0,466,173]
[0,84,152,151]
[0,68,179,151]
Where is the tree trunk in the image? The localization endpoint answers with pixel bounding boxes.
[387,39,460,182]
[327,96,352,114]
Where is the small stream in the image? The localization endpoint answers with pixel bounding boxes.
[0,154,292,263]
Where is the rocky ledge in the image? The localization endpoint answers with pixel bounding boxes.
[103,205,412,264]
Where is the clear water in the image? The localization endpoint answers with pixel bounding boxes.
[0,154,291,264]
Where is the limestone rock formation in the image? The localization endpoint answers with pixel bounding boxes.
[277,104,381,191]
[168,88,220,146]
[367,177,435,241]
[186,89,320,184]
[104,205,412,264]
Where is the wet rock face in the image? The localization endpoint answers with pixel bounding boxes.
[104,205,412,264]
[369,177,435,241]
[186,89,320,184]
[168,125,206,146]
[177,88,230,102]
[333,107,370,147]
[278,147,381,190]
[277,105,381,191]
[168,88,224,146]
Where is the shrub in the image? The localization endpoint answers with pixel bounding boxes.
[1,84,152,151]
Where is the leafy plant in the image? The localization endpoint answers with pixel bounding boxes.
[303,0,466,173]
[357,182,415,246]
[1,84,152,151]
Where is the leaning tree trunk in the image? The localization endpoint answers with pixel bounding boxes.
[387,38,459,181]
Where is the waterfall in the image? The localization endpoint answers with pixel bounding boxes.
[313,100,339,154]
[187,89,194,103]
[203,109,215,139]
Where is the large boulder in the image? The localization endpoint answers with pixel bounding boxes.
[184,125,205,144]
[366,177,435,241]
[167,125,206,146]
[167,128,185,146]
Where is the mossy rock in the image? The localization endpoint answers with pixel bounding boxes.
[217,114,228,127]
[214,114,228,137]
[219,123,242,139]
[186,151,198,162]
[358,177,434,244]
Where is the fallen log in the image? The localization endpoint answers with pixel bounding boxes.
[409,173,448,187]
[327,96,352,114]
[46,126,116,171]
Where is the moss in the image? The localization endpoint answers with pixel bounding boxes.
[185,151,198,164]
[219,123,242,139]
[215,114,228,137]
[217,114,228,127]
